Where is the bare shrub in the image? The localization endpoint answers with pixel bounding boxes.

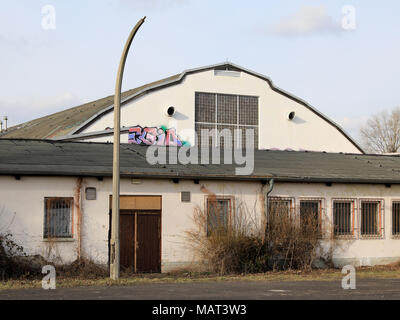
[186,201,266,275]
[186,199,328,274]
[265,202,322,271]
[0,232,44,279]
[57,258,108,279]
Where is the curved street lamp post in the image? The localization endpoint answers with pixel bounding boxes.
[110,17,146,280]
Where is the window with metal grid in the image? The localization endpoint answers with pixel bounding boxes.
[195,92,215,123]
[393,202,400,236]
[239,95,258,125]
[360,201,382,236]
[333,200,354,236]
[300,200,321,232]
[217,94,237,124]
[268,198,293,216]
[44,197,73,238]
[206,197,231,236]
[195,92,258,149]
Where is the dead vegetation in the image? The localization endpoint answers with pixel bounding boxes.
[185,200,331,275]
[0,231,107,280]
[0,232,40,280]
[56,258,108,279]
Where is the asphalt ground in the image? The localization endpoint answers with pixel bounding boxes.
[1,278,400,300]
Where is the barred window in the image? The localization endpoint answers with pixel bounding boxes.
[195,92,258,149]
[393,202,400,236]
[268,197,293,216]
[44,197,73,238]
[206,197,231,236]
[333,200,354,236]
[300,200,321,232]
[360,200,382,237]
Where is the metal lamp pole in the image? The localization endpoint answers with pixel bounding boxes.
[110,17,146,280]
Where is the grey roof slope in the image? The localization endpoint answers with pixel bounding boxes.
[0,74,180,139]
[0,139,398,183]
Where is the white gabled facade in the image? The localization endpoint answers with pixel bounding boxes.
[58,63,362,154]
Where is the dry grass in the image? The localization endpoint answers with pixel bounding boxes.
[1,264,400,290]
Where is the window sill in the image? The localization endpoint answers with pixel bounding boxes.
[43,238,75,242]
[334,235,357,240]
[359,235,384,240]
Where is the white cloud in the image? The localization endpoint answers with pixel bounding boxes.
[268,5,343,36]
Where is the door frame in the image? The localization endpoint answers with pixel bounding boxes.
[108,195,162,273]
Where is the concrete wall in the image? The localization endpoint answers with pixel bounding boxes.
[1,175,399,271]
[78,70,360,153]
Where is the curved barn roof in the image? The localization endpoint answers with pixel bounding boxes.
[0,62,364,153]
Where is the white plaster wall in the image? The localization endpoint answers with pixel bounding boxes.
[0,175,264,270]
[86,177,264,271]
[2,175,400,270]
[0,176,80,264]
[79,70,360,153]
[270,182,400,266]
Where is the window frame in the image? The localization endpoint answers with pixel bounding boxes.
[358,198,384,239]
[331,198,356,239]
[391,200,400,239]
[298,197,325,237]
[194,91,259,149]
[267,196,295,217]
[43,197,74,240]
[205,195,234,236]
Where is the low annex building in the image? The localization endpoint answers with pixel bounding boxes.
[1,139,400,271]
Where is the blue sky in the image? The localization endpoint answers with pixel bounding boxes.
[1,0,400,142]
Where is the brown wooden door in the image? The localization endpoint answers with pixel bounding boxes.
[136,212,161,273]
[118,210,161,273]
[119,211,135,271]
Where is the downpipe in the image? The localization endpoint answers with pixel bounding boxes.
[262,178,274,243]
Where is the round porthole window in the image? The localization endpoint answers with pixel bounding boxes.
[167,106,175,117]
[287,111,295,120]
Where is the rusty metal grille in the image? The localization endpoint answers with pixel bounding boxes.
[206,197,231,236]
[393,202,400,235]
[300,200,321,232]
[360,201,382,236]
[333,200,354,236]
[195,92,216,123]
[195,92,258,149]
[44,197,73,238]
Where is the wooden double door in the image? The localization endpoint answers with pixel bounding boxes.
[119,210,161,273]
